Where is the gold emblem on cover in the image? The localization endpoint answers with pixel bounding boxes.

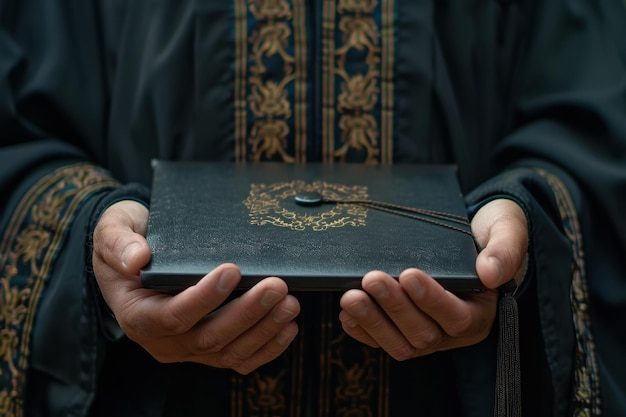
[243,181,368,231]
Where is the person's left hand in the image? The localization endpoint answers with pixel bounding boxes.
[338,198,528,360]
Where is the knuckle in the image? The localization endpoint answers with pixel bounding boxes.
[219,349,247,370]
[445,315,475,338]
[383,301,409,316]
[158,315,188,335]
[365,316,388,334]
[410,329,443,350]
[239,306,265,325]
[159,306,193,335]
[255,321,283,341]
[195,328,228,354]
[389,344,417,361]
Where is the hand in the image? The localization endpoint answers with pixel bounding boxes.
[92,200,300,374]
[338,198,528,360]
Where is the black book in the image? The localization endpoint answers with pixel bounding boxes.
[140,161,482,293]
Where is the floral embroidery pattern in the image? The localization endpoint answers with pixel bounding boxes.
[332,335,378,417]
[235,0,308,163]
[323,0,395,164]
[537,169,601,416]
[0,163,118,417]
[249,75,296,162]
[232,1,393,415]
[319,295,390,417]
[231,318,306,417]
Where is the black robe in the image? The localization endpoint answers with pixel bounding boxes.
[1,1,625,416]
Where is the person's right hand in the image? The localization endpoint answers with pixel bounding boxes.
[92,200,300,375]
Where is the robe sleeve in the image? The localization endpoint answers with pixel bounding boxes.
[462,1,626,415]
[0,4,148,416]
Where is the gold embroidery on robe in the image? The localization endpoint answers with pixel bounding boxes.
[318,294,391,417]
[231,318,306,417]
[323,0,395,165]
[536,169,601,416]
[235,0,307,163]
[0,163,119,417]
[233,1,395,415]
[249,75,296,162]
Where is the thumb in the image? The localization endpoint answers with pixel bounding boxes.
[471,199,528,289]
[93,200,151,276]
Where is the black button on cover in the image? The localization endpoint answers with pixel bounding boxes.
[295,191,323,206]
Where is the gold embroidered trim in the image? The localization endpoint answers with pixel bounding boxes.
[536,169,601,416]
[380,0,394,164]
[292,0,308,163]
[322,0,338,163]
[232,2,396,414]
[319,294,390,417]
[235,0,249,162]
[0,163,118,417]
[231,317,306,417]
[323,0,395,165]
[235,0,307,163]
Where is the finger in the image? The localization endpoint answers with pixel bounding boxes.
[225,297,301,374]
[340,287,419,361]
[116,264,241,339]
[184,277,291,354]
[361,271,445,352]
[472,199,528,288]
[338,310,380,348]
[156,264,243,334]
[399,269,497,343]
[239,321,300,374]
[93,200,151,276]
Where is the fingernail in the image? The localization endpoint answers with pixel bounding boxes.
[367,282,388,299]
[273,306,296,323]
[121,243,141,269]
[405,274,425,298]
[341,315,359,329]
[261,290,283,308]
[489,256,504,284]
[217,269,240,293]
[276,329,297,346]
[348,300,367,317]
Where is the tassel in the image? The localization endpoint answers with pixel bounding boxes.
[494,280,521,417]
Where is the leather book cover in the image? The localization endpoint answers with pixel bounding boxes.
[140,161,482,293]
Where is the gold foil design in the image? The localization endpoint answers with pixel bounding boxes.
[0,163,118,417]
[243,181,368,231]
